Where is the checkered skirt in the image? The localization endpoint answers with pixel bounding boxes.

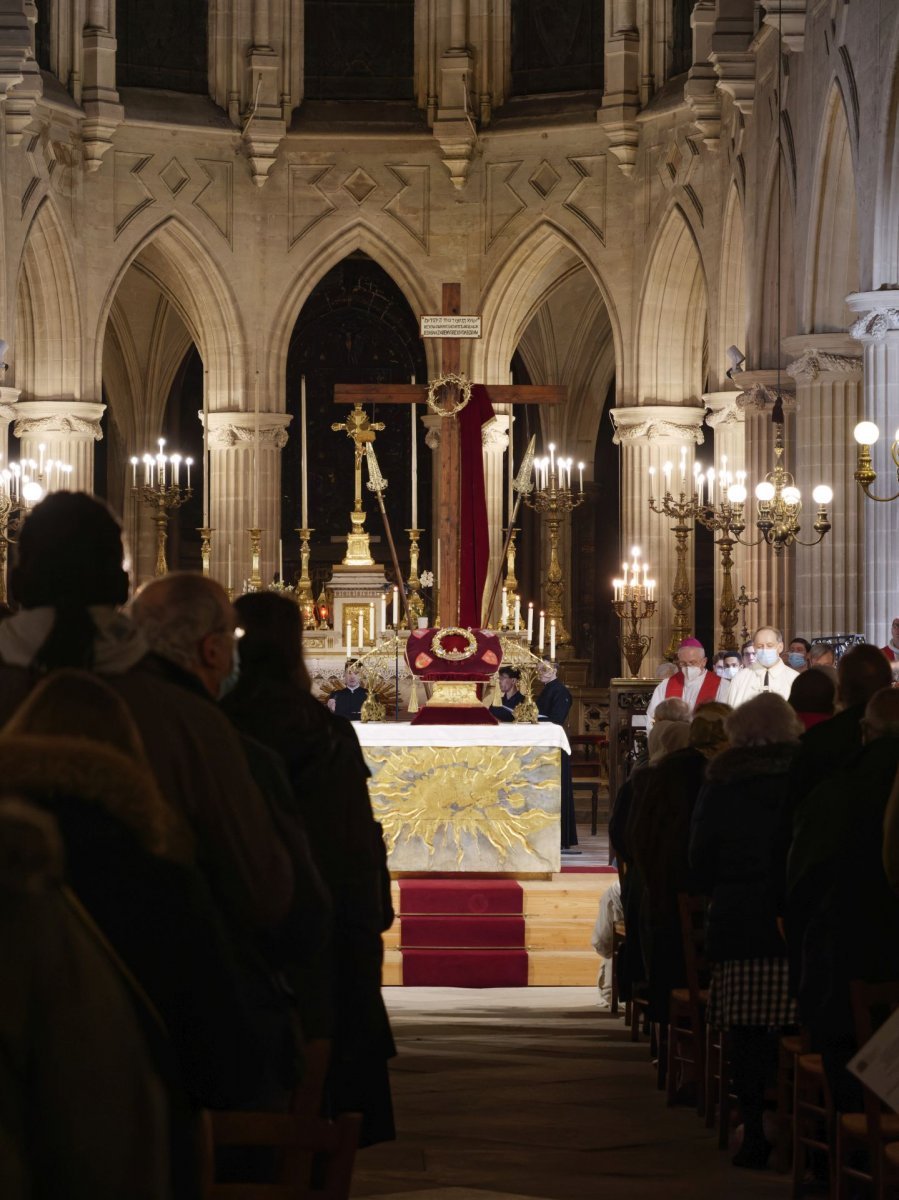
[708,957,797,1031]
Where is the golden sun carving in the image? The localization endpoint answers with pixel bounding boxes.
[365,745,559,867]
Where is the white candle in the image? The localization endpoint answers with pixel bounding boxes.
[527,602,534,642]
[358,611,364,648]
[346,622,352,661]
[538,610,545,653]
[380,592,387,633]
[227,543,233,590]
[436,539,441,588]
[38,443,45,474]
[679,445,687,485]
[171,454,180,487]
[411,396,418,528]
[392,585,399,628]
[578,462,584,493]
[186,457,192,491]
[278,538,283,583]
[369,602,375,642]
[514,594,521,631]
[130,457,138,487]
[549,443,555,475]
[300,375,308,528]
[550,620,556,661]
[501,587,508,626]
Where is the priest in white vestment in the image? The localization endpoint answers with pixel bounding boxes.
[726,625,799,706]
[646,638,730,728]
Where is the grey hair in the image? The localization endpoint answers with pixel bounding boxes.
[753,624,784,644]
[725,692,803,747]
[129,572,226,672]
[653,697,691,724]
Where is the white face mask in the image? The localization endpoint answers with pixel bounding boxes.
[681,664,703,682]
[721,666,739,680]
[756,647,780,668]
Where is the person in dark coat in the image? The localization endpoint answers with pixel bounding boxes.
[489,666,524,722]
[787,687,899,1111]
[690,693,803,1170]
[222,591,396,1147]
[536,660,578,850]
[327,663,368,721]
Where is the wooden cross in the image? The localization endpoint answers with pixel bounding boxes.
[334,283,565,627]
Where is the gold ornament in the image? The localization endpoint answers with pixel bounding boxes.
[430,627,478,661]
[426,372,472,418]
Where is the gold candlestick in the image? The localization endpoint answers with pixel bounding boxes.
[503,527,519,594]
[198,527,213,578]
[294,526,317,630]
[247,527,263,592]
[524,466,585,646]
[0,494,12,605]
[404,527,426,628]
[648,488,697,659]
[133,483,192,576]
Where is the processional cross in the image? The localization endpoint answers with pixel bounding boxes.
[334,283,566,627]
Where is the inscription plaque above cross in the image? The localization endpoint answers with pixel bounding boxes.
[334,282,566,627]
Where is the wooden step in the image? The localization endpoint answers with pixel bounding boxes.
[525,916,595,951]
[527,950,600,986]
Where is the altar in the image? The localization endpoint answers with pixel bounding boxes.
[355,723,570,876]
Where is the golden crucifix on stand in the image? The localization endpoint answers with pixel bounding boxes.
[331,403,385,567]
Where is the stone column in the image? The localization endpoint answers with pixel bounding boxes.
[13,400,105,493]
[482,413,509,624]
[703,391,752,641]
[846,290,899,644]
[610,405,705,667]
[0,386,19,462]
[783,334,864,639]
[206,411,291,592]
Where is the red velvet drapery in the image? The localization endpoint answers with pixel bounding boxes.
[458,384,495,627]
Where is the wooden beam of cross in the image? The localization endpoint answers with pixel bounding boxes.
[333,283,566,628]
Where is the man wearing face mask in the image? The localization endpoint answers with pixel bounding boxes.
[646,638,730,728]
[785,637,811,673]
[726,625,799,706]
[714,651,742,683]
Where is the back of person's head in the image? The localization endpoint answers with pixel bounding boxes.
[808,642,835,666]
[789,666,836,715]
[10,493,129,670]
[653,697,691,724]
[690,701,732,758]
[648,719,692,762]
[838,644,894,708]
[3,669,147,762]
[862,687,899,741]
[130,573,228,673]
[233,591,306,687]
[725,692,804,747]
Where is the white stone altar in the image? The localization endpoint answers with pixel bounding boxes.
[354,724,570,876]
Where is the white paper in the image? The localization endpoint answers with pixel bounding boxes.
[848,1006,899,1113]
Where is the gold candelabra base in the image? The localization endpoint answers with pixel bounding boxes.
[294,526,317,629]
[133,485,192,577]
[405,527,426,629]
[613,596,657,678]
[198,527,213,578]
[247,528,263,592]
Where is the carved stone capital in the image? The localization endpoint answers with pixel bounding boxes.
[481,417,509,452]
[14,400,105,440]
[609,405,705,446]
[203,410,291,450]
[785,349,862,382]
[848,306,899,343]
[0,385,21,425]
[702,392,744,428]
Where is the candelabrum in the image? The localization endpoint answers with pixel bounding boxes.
[612,552,657,678]
[523,449,585,646]
[294,527,317,629]
[648,474,697,659]
[853,420,899,503]
[737,584,759,644]
[0,451,74,601]
[694,495,746,653]
[198,528,213,577]
[246,528,263,592]
[404,528,426,628]
[133,483,193,577]
[503,527,519,594]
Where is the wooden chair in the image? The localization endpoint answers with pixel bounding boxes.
[834,980,899,1200]
[791,1047,833,1199]
[666,893,709,1113]
[201,1108,362,1200]
[569,733,609,835]
[704,1023,734,1149]
[882,1142,899,1199]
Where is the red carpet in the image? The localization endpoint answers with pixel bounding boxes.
[560,865,619,874]
[398,879,527,986]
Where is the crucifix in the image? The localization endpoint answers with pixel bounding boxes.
[334,282,566,627]
[331,402,385,567]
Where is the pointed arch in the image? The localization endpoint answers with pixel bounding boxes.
[14,198,82,400]
[805,83,860,331]
[755,141,796,365]
[717,184,749,384]
[636,204,708,404]
[269,223,435,401]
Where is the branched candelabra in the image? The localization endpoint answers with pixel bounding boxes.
[612,548,657,677]
[523,446,585,647]
[752,417,832,554]
[648,455,697,658]
[1,451,73,601]
[131,443,193,577]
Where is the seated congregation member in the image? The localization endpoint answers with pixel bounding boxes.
[646,638,729,728]
[0,800,171,1200]
[0,493,295,937]
[790,643,893,807]
[787,688,899,1112]
[129,573,333,1056]
[0,671,278,1196]
[628,703,731,1023]
[788,666,836,731]
[489,665,524,722]
[221,591,396,1147]
[725,625,798,706]
[808,641,836,668]
[785,637,811,672]
[714,650,742,681]
[690,694,803,1170]
[327,661,368,721]
[536,660,578,850]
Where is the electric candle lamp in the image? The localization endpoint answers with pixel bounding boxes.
[392,586,399,628]
[358,611,364,648]
[369,602,375,641]
[527,601,534,642]
[380,593,387,633]
[346,623,352,661]
[538,610,545,653]
[550,620,556,661]
[514,594,521,631]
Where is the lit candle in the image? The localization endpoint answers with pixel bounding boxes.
[549,443,555,476]
[501,587,509,626]
[358,611,364,648]
[707,466,715,505]
[369,602,375,642]
[227,542,233,591]
[550,619,556,662]
[514,594,521,632]
[186,458,192,491]
[38,443,45,474]
[527,601,534,642]
[392,585,399,628]
[278,538,283,583]
[380,592,387,633]
[648,465,655,498]
[578,461,584,492]
[346,622,352,661]
[300,375,308,528]
[538,610,545,653]
[130,456,138,488]
[663,461,672,488]
[171,454,181,487]
[411,393,418,528]
[679,445,687,483]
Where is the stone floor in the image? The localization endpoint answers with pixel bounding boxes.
[352,987,787,1200]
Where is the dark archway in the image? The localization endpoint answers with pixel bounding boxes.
[284,252,429,594]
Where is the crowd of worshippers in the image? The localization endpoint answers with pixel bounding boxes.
[597,634,899,1175]
[0,492,396,1200]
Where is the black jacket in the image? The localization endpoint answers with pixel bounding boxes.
[489,691,523,722]
[537,678,572,725]
[690,743,797,962]
[332,687,367,721]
